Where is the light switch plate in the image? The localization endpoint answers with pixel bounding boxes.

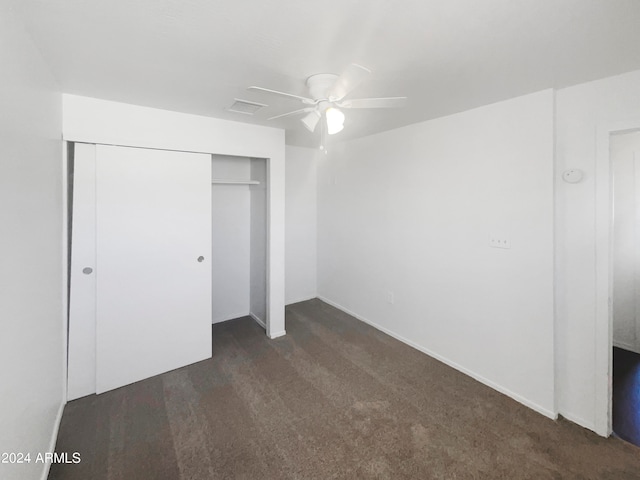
[386,291,395,304]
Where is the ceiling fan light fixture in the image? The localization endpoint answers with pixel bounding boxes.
[301,110,321,132]
[249,64,406,139]
[326,107,345,135]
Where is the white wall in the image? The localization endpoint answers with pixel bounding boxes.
[250,158,267,324]
[211,155,251,323]
[63,94,286,338]
[318,90,556,417]
[0,6,63,480]
[555,69,640,433]
[285,145,318,304]
[611,131,640,354]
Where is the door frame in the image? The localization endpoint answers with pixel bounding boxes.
[62,94,286,339]
[595,118,640,436]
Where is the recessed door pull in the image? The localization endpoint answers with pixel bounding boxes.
[82,267,93,275]
[197,256,205,262]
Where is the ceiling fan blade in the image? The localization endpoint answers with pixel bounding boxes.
[268,107,314,120]
[338,96,407,109]
[247,86,315,104]
[326,63,371,102]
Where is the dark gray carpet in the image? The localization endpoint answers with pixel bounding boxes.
[50,299,640,479]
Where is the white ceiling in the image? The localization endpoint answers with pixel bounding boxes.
[12,0,640,147]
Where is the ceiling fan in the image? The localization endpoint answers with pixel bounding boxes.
[248,64,407,135]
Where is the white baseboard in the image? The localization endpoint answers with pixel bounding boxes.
[250,313,286,339]
[268,330,286,339]
[559,411,597,434]
[41,400,65,480]
[285,295,317,306]
[317,295,557,421]
[212,311,250,324]
[249,312,266,330]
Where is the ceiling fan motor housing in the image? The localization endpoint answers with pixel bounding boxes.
[248,64,406,135]
[306,73,338,101]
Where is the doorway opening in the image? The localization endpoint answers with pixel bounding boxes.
[610,130,640,446]
[210,154,268,329]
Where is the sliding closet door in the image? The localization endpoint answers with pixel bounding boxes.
[67,143,97,400]
[95,145,212,394]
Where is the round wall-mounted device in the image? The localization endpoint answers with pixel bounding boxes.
[562,169,584,184]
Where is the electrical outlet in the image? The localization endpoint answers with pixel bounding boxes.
[489,234,511,249]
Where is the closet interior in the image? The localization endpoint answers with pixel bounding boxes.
[66,145,269,401]
[211,154,267,328]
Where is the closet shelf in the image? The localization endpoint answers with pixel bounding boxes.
[211,179,260,185]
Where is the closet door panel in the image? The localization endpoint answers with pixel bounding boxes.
[95,145,211,394]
